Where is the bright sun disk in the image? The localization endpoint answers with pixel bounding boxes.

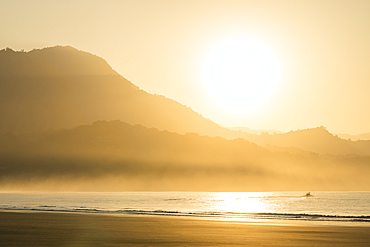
[201,37,281,114]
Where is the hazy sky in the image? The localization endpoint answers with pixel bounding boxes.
[1,0,370,134]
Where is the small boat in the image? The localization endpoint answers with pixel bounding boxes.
[305,192,312,197]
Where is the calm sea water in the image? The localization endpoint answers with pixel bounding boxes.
[0,192,369,225]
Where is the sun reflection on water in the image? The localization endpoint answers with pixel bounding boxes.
[210,192,271,214]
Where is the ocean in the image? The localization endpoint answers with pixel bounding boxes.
[0,192,369,225]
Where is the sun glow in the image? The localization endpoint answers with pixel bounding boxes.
[211,192,268,214]
[201,37,281,114]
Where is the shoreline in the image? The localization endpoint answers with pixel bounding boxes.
[1,211,370,246]
[1,209,370,227]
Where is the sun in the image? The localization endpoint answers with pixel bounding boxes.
[201,37,281,114]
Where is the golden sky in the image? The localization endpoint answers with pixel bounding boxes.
[1,0,370,134]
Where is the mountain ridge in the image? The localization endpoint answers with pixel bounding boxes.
[1,45,370,156]
[0,46,118,76]
[1,120,369,191]
[245,126,370,156]
[0,46,228,137]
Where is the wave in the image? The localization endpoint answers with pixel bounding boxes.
[1,205,369,223]
[238,212,370,223]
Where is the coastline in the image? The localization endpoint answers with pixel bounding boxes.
[1,211,370,246]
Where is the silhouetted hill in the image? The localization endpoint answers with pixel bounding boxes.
[0,46,230,136]
[1,120,369,191]
[336,132,370,141]
[245,126,370,156]
[0,120,267,165]
[0,46,117,76]
[227,126,283,135]
[1,46,369,157]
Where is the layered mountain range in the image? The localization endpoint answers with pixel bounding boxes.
[0,46,369,191]
[1,120,369,191]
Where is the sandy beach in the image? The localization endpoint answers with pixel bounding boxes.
[0,211,369,246]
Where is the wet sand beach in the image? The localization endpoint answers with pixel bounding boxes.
[0,211,369,246]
